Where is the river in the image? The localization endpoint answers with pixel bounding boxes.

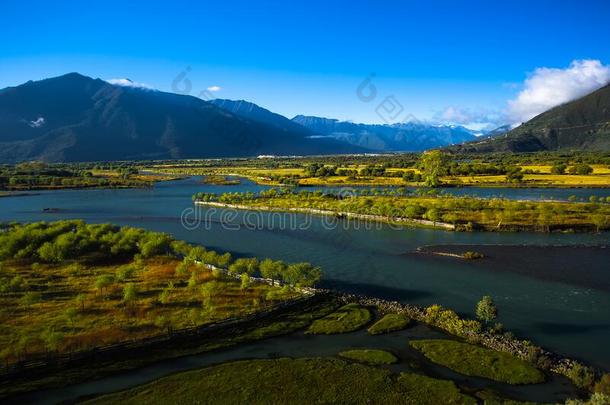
[1,177,609,370]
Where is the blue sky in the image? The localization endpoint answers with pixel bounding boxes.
[1,0,610,127]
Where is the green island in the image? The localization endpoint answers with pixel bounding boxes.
[83,358,476,405]
[410,339,546,385]
[306,303,372,334]
[368,313,412,335]
[193,188,610,232]
[338,349,398,364]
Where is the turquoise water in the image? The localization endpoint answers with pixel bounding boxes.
[1,177,609,369]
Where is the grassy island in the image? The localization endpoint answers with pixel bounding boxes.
[306,303,371,334]
[410,339,545,385]
[194,188,610,232]
[338,349,398,364]
[368,313,412,335]
[84,357,476,405]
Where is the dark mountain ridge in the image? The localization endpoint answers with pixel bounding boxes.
[0,73,363,162]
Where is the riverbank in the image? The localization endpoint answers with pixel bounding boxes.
[194,200,456,230]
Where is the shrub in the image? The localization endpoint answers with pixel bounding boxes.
[594,374,610,395]
[462,251,484,260]
[424,305,482,337]
[567,362,596,390]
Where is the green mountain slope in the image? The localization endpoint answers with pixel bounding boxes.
[452,84,610,152]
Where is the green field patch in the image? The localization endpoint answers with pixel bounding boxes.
[368,313,411,335]
[84,357,476,405]
[410,339,545,385]
[338,349,398,365]
[306,303,371,334]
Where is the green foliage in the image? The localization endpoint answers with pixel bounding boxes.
[419,150,447,187]
[410,339,545,385]
[594,373,610,395]
[0,221,180,263]
[569,164,594,175]
[551,163,567,174]
[95,274,114,296]
[307,304,371,335]
[367,313,411,335]
[424,304,482,337]
[228,258,259,277]
[476,295,498,324]
[338,349,398,364]
[283,262,322,287]
[463,251,484,260]
[122,283,138,303]
[566,362,596,390]
[259,258,285,281]
[20,291,42,309]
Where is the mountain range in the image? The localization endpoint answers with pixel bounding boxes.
[0,73,362,163]
[292,115,480,151]
[452,84,610,152]
[0,73,608,162]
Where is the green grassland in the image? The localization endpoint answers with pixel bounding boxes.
[410,339,545,385]
[368,313,412,335]
[0,221,316,367]
[338,349,398,365]
[306,303,372,334]
[84,357,477,405]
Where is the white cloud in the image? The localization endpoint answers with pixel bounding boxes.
[507,59,610,124]
[206,85,222,92]
[28,117,45,128]
[106,78,153,89]
[434,106,503,131]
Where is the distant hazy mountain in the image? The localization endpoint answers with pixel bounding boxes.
[292,115,478,151]
[0,73,363,163]
[210,99,312,136]
[452,84,610,152]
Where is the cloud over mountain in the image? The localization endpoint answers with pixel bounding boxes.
[508,59,610,124]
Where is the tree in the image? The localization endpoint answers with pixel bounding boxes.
[95,274,114,297]
[476,295,497,324]
[228,258,259,277]
[568,164,593,175]
[20,292,42,311]
[64,307,79,331]
[75,293,87,312]
[259,259,286,284]
[41,328,64,353]
[122,283,138,305]
[240,273,251,290]
[550,163,567,175]
[283,262,322,287]
[419,151,446,187]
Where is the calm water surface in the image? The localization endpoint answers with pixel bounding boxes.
[1,177,609,370]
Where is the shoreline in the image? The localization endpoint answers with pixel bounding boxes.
[194,200,456,231]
